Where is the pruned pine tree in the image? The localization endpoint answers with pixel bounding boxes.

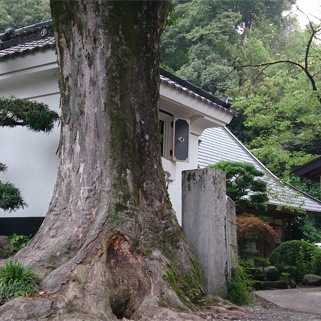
[209,161,268,213]
[1,2,205,320]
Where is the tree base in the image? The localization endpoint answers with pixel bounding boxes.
[0,294,246,321]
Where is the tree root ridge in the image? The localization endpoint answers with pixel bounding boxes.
[0,296,53,321]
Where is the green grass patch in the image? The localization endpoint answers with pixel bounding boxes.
[0,259,40,304]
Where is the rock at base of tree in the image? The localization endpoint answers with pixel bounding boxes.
[0,297,52,320]
[303,274,321,286]
[0,235,11,259]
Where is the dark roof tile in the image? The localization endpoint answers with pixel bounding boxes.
[0,21,55,60]
[0,37,55,60]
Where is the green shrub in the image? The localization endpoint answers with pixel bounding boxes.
[0,259,40,303]
[227,265,253,305]
[254,257,270,268]
[269,240,321,282]
[280,272,291,280]
[9,234,31,254]
[311,249,321,275]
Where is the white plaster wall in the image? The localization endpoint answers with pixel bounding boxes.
[0,95,60,217]
[0,53,60,218]
[0,97,59,218]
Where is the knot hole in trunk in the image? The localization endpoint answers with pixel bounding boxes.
[107,232,151,319]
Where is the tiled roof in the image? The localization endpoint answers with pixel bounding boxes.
[198,127,321,215]
[0,21,55,60]
[0,37,55,60]
[0,21,235,116]
[160,69,237,116]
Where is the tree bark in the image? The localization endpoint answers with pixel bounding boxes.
[0,2,205,320]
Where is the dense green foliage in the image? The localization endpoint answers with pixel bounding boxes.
[227,17,321,204]
[209,161,268,212]
[227,263,253,305]
[228,53,321,180]
[9,234,31,254]
[269,240,321,282]
[0,259,40,304]
[0,97,59,211]
[0,0,50,32]
[161,0,291,97]
[298,216,321,243]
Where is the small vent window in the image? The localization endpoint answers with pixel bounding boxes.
[173,118,189,161]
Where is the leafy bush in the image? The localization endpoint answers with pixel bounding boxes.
[254,257,270,268]
[269,240,321,282]
[0,260,40,304]
[227,264,253,305]
[9,234,31,254]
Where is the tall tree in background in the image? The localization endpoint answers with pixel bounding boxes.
[228,16,321,180]
[0,0,50,31]
[161,0,291,97]
[0,2,205,320]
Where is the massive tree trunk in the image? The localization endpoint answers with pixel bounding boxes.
[0,2,205,320]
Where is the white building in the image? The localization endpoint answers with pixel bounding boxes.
[0,22,235,234]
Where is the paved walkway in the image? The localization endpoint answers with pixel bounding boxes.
[255,287,321,314]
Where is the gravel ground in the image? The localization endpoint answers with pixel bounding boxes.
[123,292,321,321]
[201,295,321,321]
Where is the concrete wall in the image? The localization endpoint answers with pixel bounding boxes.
[182,168,231,298]
[226,197,238,275]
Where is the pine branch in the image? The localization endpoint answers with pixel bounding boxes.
[0,97,59,132]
